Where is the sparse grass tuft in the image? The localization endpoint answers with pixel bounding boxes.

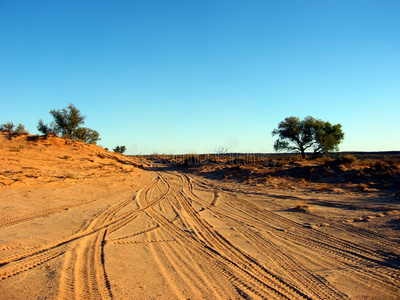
[336,154,357,165]
[320,156,334,163]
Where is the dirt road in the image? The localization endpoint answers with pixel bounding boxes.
[1,167,400,299]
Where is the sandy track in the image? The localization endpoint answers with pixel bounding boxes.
[184,173,400,298]
[1,167,399,299]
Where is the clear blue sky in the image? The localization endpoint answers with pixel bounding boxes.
[1,1,399,154]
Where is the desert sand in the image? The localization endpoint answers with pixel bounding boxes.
[0,133,399,299]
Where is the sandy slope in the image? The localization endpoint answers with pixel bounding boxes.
[0,133,399,299]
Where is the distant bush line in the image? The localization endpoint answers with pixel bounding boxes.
[134,152,400,168]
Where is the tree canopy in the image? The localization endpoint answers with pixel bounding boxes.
[113,145,126,154]
[37,119,60,136]
[72,127,100,144]
[49,103,85,137]
[0,122,29,135]
[37,104,100,145]
[272,116,344,158]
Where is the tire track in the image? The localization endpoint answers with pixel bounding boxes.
[209,191,219,207]
[141,172,311,299]
[109,224,159,241]
[239,198,400,292]
[56,185,151,300]
[148,221,235,299]
[186,172,400,296]
[56,175,165,299]
[0,179,154,299]
[0,188,134,229]
[0,246,65,280]
[57,230,112,300]
[148,206,304,299]
[192,175,400,250]
[190,173,396,265]
[211,211,346,299]
[108,239,176,245]
[178,173,346,299]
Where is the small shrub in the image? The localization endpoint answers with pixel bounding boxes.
[385,158,396,166]
[372,161,388,170]
[14,124,29,135]
[363,159,374,166]
[72,127,100,144]
[1,122,29,136]
[290,154,303,162]
[359,183,368,192]
[113,146,126,154]
[340,154,357,164]
[73,128,98,144]
[0,121,14,133]
[37,119,59,136]
[328,154,357,167]
[321,156,334,163]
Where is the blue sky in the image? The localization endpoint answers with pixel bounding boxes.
[1,1,399,154]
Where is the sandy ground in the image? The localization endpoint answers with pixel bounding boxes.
[1,133,399,299]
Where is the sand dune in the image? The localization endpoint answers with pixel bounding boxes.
[0,133,399,299]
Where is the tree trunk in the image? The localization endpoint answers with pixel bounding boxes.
[300,147,306,158]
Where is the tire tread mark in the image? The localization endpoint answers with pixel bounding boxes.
[143,172,311,300]
[184,172,400,297]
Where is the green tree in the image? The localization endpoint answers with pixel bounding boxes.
[0,121,15,133]
[113,145,126,154]
[38,104,101,144]
[72,127,100,144]
[37,119,60,136]
[14,123,29,135]
[50,103,85,137]
[272,116,344,159]
[1,122,29,135]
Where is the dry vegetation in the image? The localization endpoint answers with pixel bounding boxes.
[144,152,400,196]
